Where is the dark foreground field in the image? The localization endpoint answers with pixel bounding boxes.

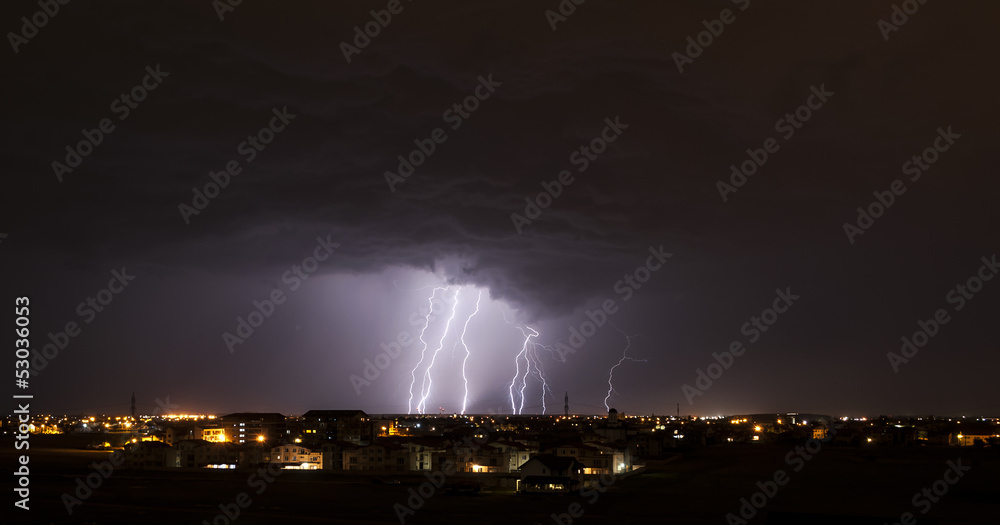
[3,438,999,524]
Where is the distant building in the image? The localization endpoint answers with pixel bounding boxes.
[301,410,370,444]
[953,425,998,446]
[164,424,228,445]
[218,413,286,444]
[594,408,628,442]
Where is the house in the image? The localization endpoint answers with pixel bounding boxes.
[395,437,448,471]
[455,442,507,473]
[544,441,629,475]
[270,444,322,469]
[201,443,242,468]
[319,441,358,471]
[164,425,196,445]
[440,438,481,473]
[484,440,535,473]
[124,441,171,469]
[343,443,408,472]
[519,454,583,494]
[585,442,630,474]
[165,440,242,468]
[628,433,663,459]
[200,426,227,443]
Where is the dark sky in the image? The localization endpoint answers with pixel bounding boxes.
[2,1,998,417]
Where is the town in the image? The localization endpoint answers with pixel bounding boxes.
[6,403,997,496]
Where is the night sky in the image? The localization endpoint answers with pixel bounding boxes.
[3,1,998,417]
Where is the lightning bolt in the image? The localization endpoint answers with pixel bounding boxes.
[526,341,551,414]
[508,338,524,414]
[508,324,547,415]
[417,287,461,414]
[517,327,537,415]
[501,305,522,414]
[458,290,482,415]
[604,327,647,412]
[499,306,552,415]
[407,286,447,414]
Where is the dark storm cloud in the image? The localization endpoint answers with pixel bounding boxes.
[5,0,668,318]
[2,1,998,414]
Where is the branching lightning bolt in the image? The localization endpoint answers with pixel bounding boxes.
[604,327,647,412]
[417,287,461,414]
[526,340,552,414]
[503,314,550,415]
[408,286,447,414]
[458,290,482,415]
